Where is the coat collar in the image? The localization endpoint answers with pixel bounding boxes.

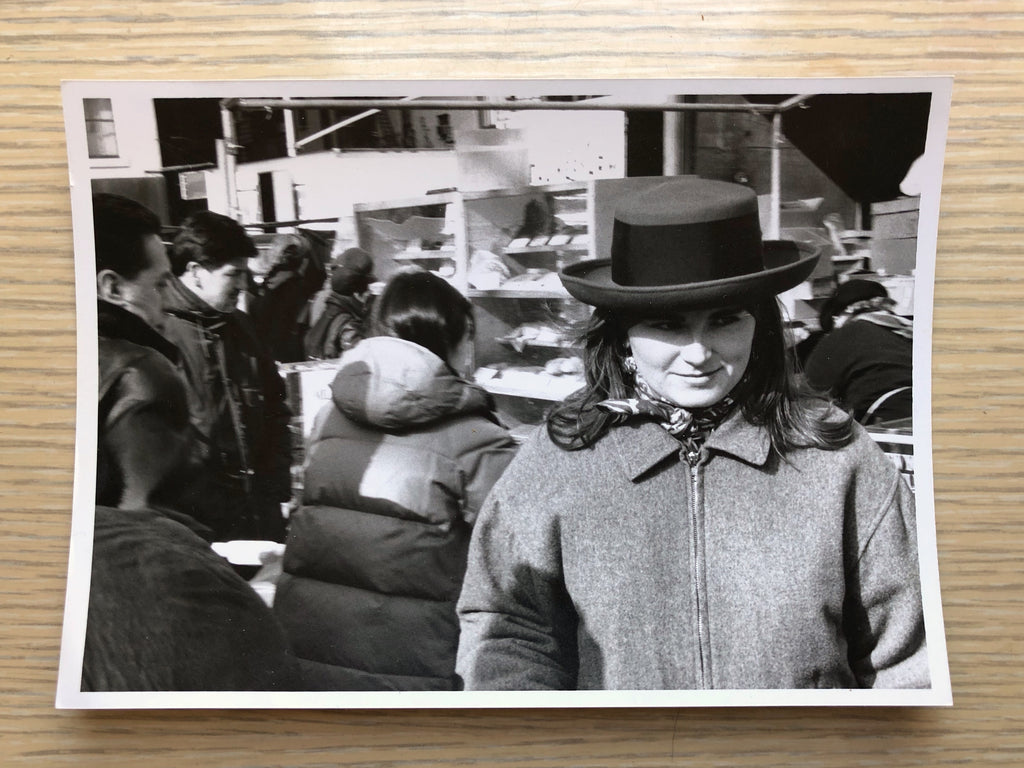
[97,300,180,364]
[609,410,772,481]
[162,275,227,328]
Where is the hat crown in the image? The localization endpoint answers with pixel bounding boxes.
[610,178,764,289]
[616,178,759,227]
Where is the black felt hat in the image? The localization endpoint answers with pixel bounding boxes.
[559,178,820,312]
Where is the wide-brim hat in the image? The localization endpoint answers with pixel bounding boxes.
[559,177,820,312]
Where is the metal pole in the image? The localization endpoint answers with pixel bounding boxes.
[769,111,783,240]
[219,104,241,222]
[662,96,685,176]
[284,104,297,158]
[226,97,789,114]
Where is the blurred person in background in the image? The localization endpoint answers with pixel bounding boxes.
[804,279,913,425]
[303,246,375,360]
[248,230,328,364]
[274,269,516,690]
[162,210,293,543]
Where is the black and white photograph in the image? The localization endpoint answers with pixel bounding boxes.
[57,78,952,708]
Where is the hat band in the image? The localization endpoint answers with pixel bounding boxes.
[610,211,764,287]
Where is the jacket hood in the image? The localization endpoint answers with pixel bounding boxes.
[330,336,495,430]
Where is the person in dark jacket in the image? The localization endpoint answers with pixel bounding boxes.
[87,194,300,692]
[456,178,928,691]
[303,246,375,360]
[275,269,517,690]
[162,211,293,543]
[804,279,913,424]
[93,193,192,512]
[248,231,328,364]
[83,504,301,692]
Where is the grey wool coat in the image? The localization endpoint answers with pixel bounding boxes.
[456,409,929,691]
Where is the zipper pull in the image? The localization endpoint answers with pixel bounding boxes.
[685,449,701,467]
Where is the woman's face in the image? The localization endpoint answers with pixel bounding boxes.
[626,306,756,409]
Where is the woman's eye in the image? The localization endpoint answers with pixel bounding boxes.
[649,320,684,332]
[710,311,747,328]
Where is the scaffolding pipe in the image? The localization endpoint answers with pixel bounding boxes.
[283,104,297,158]
[294,95,419,150]
[223,97,805,114]
[663,96,685,176]
[769,111,783,240]
[217,94,815,233]
[218,105,241,222]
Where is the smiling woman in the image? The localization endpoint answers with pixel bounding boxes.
[455,177,929,691]
[626,307,756,410]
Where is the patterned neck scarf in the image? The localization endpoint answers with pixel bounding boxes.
[597,369,737,454]
[845,304,914,340]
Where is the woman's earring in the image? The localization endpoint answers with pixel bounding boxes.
[623,355,637,374]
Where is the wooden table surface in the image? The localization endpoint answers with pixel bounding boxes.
[2,2,1022,765]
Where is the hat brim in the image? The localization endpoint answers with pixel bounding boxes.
[559,241,821,312]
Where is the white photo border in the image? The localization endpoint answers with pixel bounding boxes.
[57,77,954,709]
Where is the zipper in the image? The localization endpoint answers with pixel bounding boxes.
[686,447,709,689]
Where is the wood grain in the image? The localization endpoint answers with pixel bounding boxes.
[2,1,1023,765]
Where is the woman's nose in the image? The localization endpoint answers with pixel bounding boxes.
[677,337,713,365]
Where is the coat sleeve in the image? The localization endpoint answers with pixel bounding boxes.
[100,357,192,509]
[326,311,366,358]
[453,423,517,527]
[844,467,931,688]
[253,335,295,504]
[456,466,580,690]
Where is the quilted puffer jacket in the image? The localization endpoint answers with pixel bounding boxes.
[274,336,516,690]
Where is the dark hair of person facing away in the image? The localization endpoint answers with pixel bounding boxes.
[370,269,474,366]
[547,298,854,455]
[92,193,162,279]
[170,210,257,276]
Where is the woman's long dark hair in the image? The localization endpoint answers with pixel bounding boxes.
[370,268,474,367]
[547,299,854,454]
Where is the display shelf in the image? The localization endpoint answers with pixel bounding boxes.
[502,243,589,255]
[474,367,585,401]
[496,336,582,350]
[468,288,573,300]
[392,248,456,261]
[356,181,596,429]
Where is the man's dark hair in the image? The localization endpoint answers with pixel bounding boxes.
[170,210,257,276]
[93,193,162,279]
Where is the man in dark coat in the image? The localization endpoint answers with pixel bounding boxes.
[94,193,192,511]
[162,211,294,543]
[87,194,300,691]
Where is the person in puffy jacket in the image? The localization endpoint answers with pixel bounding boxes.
[274,269,517,690]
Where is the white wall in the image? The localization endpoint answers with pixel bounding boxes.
[86,95,162,180]
[208,149,459,219]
